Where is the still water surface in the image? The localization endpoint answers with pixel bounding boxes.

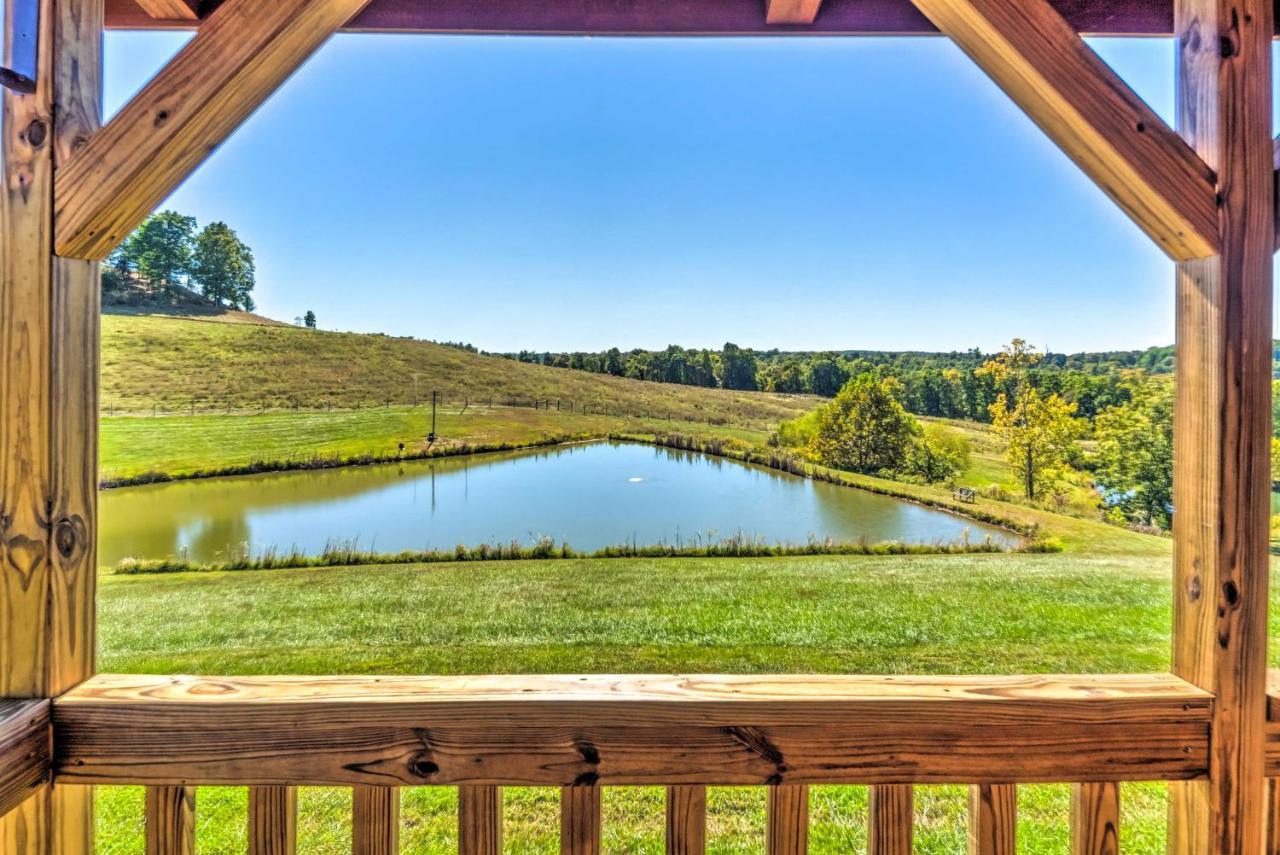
[99,441,1015,565]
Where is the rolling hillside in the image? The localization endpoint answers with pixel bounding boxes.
[101,313,817,429]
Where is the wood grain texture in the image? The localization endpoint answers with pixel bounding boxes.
[868,784,912,855]
[666,785,706,855]
[352,786,398,855]
[1169,0,1274,852]
[1070,782,1119,855]
[98,0,1280,36]
[54,0,372,260]
[560,785,600,855]
[766,0,823,24]
[0,701,49,821]
[1,1,98,851]
[968,784,1016,855]
[133,0,200,19]
[458,785,501,855]
[766,784,808,854]
[51,673,1211,787]
[1268,779,1280,855]
[145,786,195,855]
[248,786,296,855]
[907,0,1218,261]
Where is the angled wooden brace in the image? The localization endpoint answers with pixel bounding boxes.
[908,0,1220,262]
[54,0,372,261]
[766,0,824,25]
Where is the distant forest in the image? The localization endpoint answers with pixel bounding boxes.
[493,342,1198,423]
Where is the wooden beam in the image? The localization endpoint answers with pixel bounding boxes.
[907,0,1219,261]
[968,784,1016,854]
[766,785,808,855]
[133,0,200,20]
[458,785,502,855]
[54,0,371,260]
[248,786,296,855]
[766,0,823,25]
[1169,0,1274,850]
[560,786,600,855]
[52,673,1212,787]
[0,701,50,821]
[102,0,1280,36]
[145,786,195,855]
[665,785,706,855]
[1,0,99,852]
[1070,783,1119,855]
[869,785,912,855]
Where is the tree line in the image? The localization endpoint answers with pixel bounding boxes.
[501,342,1156,422]
[103,210,257,311]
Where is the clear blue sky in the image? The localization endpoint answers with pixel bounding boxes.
[102,32,1271,354]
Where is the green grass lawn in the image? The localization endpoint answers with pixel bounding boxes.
[94,549,1194,852]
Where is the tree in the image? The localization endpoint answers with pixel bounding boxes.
[806,353,848,397]
[1093,381,1173,527]
[303,310,317,329]
[720,342,758,391]
[190,221,256,310]
[123,210,196,295]
[990,386,1081,500]
[906,423,971,484]
[603,347,624,376]
[808,374,918,473]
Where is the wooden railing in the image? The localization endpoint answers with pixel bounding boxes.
[0,671,1243,852]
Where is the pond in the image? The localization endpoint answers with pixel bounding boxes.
[98,441,1016,566]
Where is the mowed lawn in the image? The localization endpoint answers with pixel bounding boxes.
[95,546,1215,853]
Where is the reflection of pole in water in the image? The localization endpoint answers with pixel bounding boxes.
[431,465,436,513]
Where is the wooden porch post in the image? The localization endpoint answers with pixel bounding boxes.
[1169,0,1274,851]
[0,0,101,851]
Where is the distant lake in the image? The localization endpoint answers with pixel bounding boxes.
[99,441,1016,566]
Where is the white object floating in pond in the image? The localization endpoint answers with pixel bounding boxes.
[628,477,644,483]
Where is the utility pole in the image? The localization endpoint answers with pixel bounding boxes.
[427,391,437,445]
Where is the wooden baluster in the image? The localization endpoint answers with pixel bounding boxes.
[353,786,399,855]
[560,785,601,855]
[766,784,808,854]
[967,784,1015,855]
[458,785,502,855]
[248,785,297,855]
[665,785,706,855]
[1268,779,1280,855]
[145,786,195,855]
[868,784,912,855]
[1070,782,1118,855]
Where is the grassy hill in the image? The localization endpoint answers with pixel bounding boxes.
[99,312,818,481]
[102,313,815,428]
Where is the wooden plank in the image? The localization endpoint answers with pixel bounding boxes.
[52,673,1212,787]
[0,701,50,821]
[458,785,501,855]
[868,784,912,855]
[766,784,808,854]
[133,0,200,20]
[766,0,823,25]
[54,0,372,260]
[352,786,398,855]
[665,785,705,855]
[1168,0,1274,851]
[248,786,296,855]
[1070,782,1119,855]
[145,786,195,855]
[560,785,600,855]
[968,784,1015,855]
[102,0,1280,36]
[907,0,1218,261]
